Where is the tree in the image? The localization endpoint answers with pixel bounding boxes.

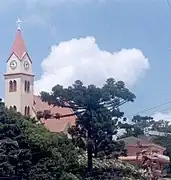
[149,120,171,158]
[150,119,170,133]
[0,97,148,179]
[0,102,32,179]
[0,102,80,179]
[40,78,136,172]
[119,115,154,138]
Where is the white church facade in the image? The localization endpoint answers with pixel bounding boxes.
[4,28,34,117]
[4,24,75,133]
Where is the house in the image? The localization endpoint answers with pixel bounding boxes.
[120,136,166,156]
[118,136,170,178]
[119,136,169,165]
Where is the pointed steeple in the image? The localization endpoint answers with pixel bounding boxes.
[11,28,27,60]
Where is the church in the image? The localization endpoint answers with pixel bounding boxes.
[4,23,76,133]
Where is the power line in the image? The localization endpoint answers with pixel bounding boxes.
[135,101,171,115]
[153,107,171,114]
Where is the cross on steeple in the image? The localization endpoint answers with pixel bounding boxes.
[16,18,22,30]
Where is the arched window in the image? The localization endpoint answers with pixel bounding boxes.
[27,81,30,92]
[13,106,17,111]
[24,80,27,92]
[24,106,30,116]
[9,81,13,92]
[24,81,30,92]
[27,106,30,116]
[13,80,17,92]
[24,106,27,116]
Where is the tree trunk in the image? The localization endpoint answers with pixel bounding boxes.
[94,144,98,158]
[87,137,93,173]
[87,110,93,173]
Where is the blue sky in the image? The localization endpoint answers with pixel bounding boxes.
[1,0,171,119]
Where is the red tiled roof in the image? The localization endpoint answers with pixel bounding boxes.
[120,136,165,150]
[33,95,76,133]
[11,29,27,60]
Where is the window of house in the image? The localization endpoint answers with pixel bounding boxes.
[13,80,17,92]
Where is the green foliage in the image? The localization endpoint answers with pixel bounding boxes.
[41,78,136,171]
[0,97,148,179]
[119,115,154,138]
[150,119,171,133]
[78,154,148,180]
[151,120,171,158]
[0,104,80,179]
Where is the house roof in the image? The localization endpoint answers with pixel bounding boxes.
[33,95,76,133]
[119,136,143,145]
[119,136,165,150]
[10,29,27,60]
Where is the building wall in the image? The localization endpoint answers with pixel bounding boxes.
[4,53,34,116]
[4,76,22,111]
[127,144,165,156]
[6,54,33,75]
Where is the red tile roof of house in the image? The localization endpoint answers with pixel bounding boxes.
[119,136,165,150]
[33,95,76,133]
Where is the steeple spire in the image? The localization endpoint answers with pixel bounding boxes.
[11,18,27,60]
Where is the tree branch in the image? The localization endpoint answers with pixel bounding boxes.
[54,110,85,119]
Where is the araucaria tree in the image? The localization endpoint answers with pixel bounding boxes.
[41,78,136,172]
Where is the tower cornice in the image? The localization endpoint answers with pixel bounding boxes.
[4,73,34,77]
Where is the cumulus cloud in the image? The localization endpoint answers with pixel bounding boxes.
[34,36,149,94]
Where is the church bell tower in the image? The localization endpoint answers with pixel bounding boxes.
[4,19,34,116]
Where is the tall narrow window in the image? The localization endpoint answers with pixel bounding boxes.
[13,106,17,111]
[24,106,30,116]
[25,80,27,92]
[27,106,30,116]
[13,80,17,92]
[9,81,13,92]
[27,81,30,92]
[24,106,27,116]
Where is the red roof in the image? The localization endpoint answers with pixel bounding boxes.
[11,29,27,60]
[33,95,76,133]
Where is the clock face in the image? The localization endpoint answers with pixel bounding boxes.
[10,60,17,70]
[24,61,29,70]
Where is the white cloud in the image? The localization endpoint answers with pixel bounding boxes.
[153,111,171,122]
[34,36,149,94]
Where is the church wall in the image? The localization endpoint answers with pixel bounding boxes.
[4,76,22,111]
[21,55,33,75]
[4,73,34,116]
[20,75,34,116]
[4,28,34,117]
[6,54,21,74]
